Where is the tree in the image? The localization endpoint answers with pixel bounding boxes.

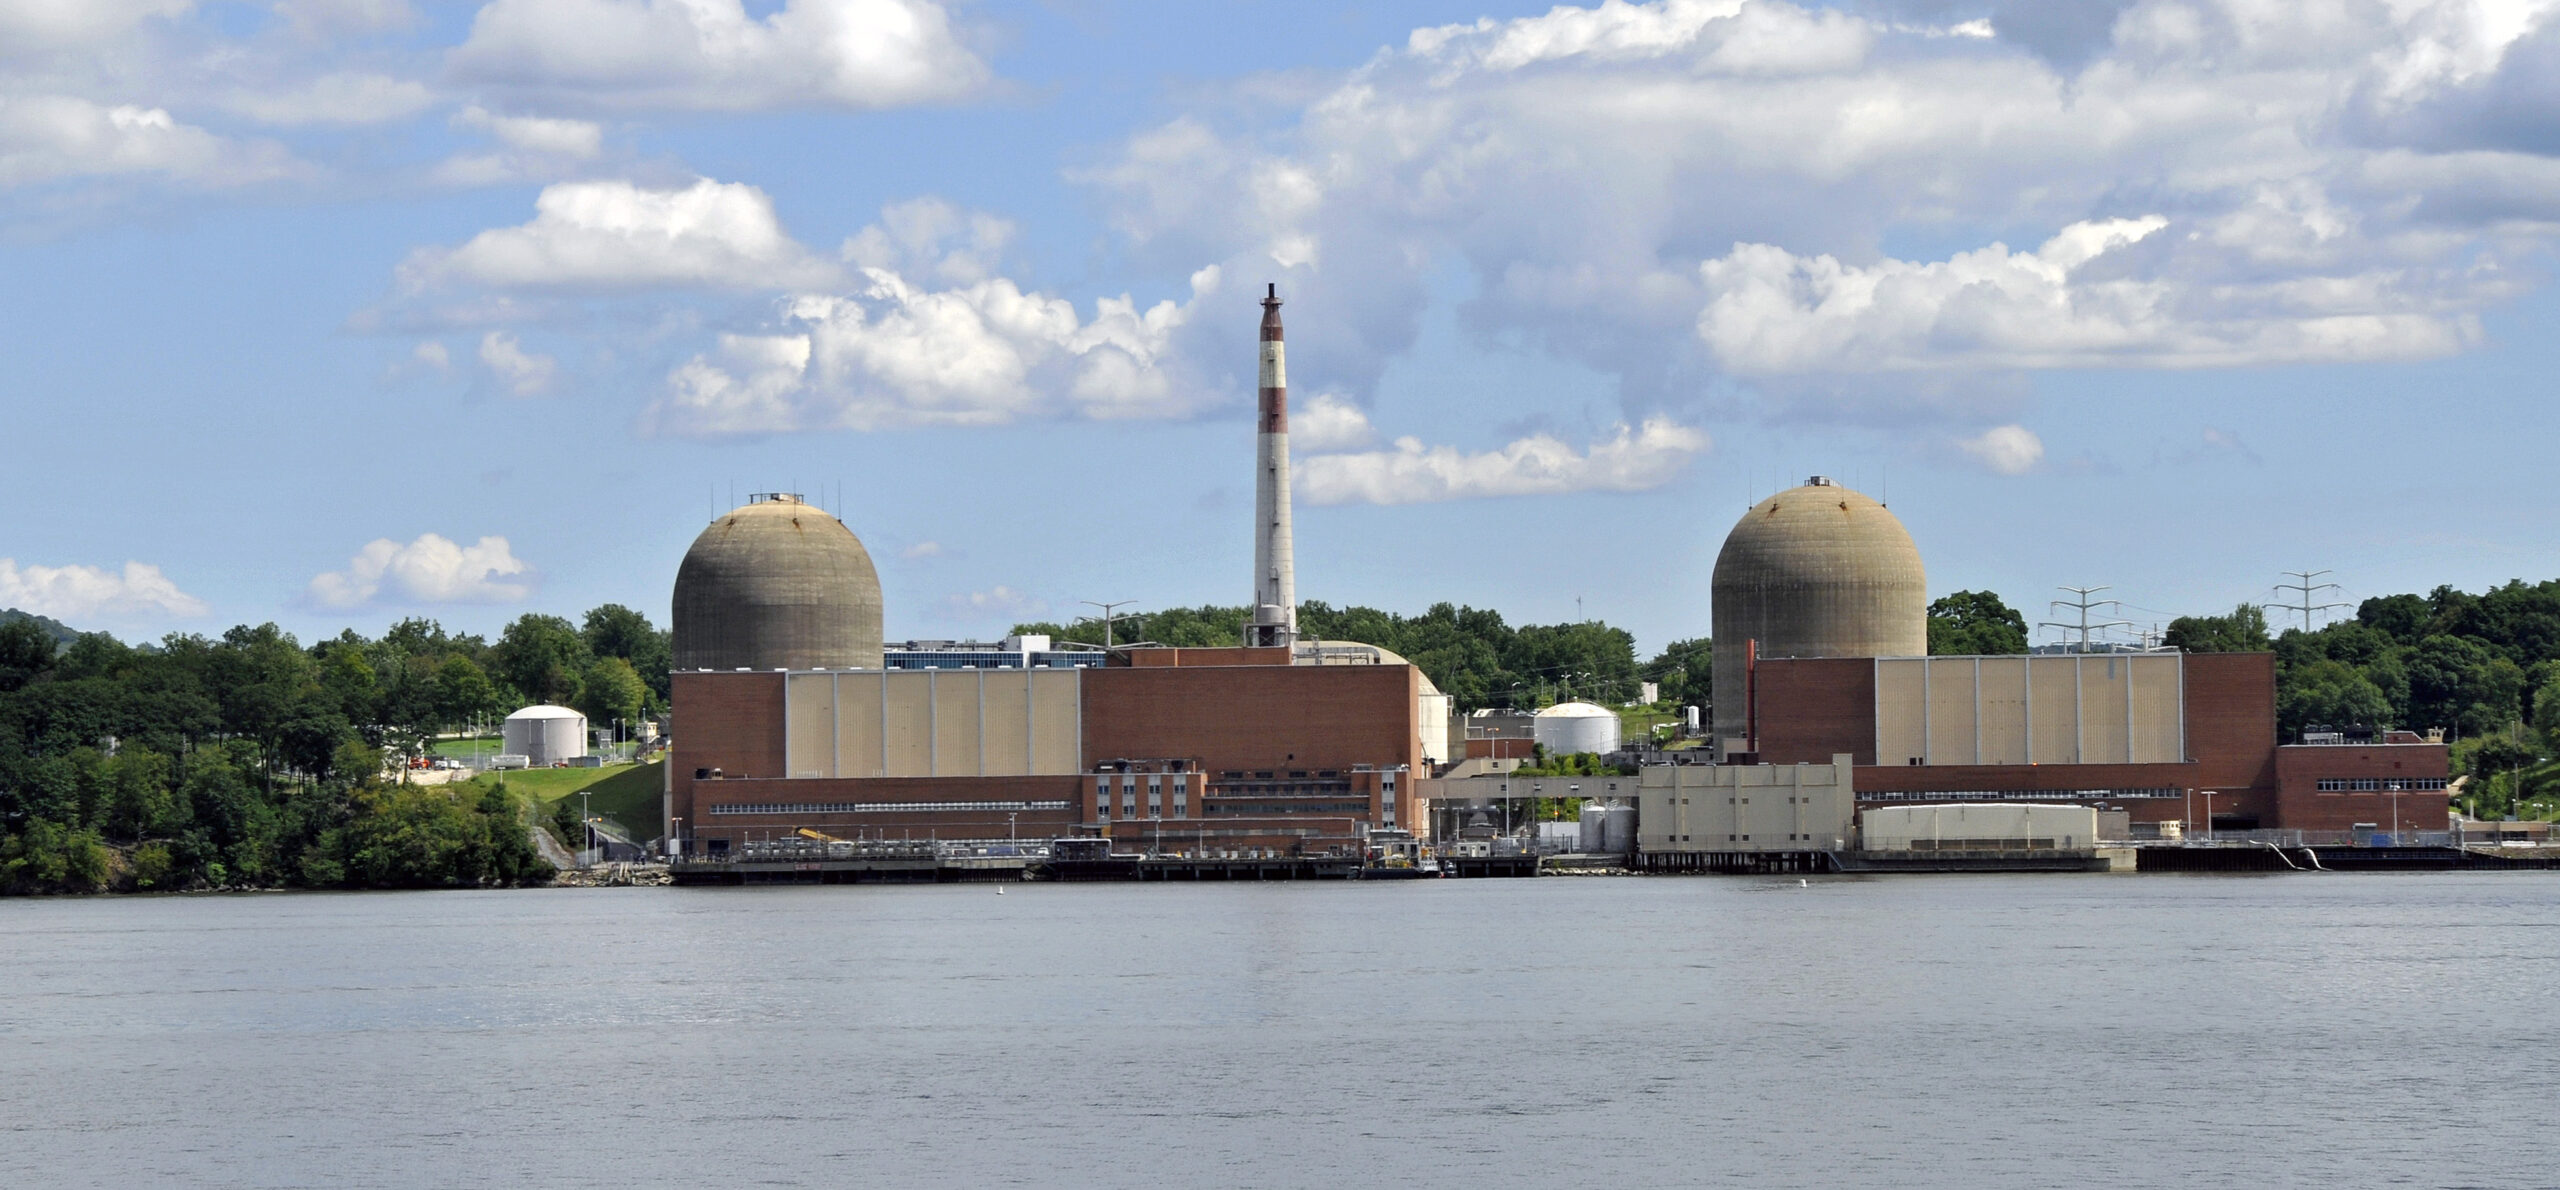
[2406,634,2520,737]
[2277,659,2392,742]
[0,617,55,692]
[491,614,588,707]
[2165,603,2271,653]
[1643,637,1712,707]
[433,656,503,728]
[1928,590,2028,655]
[575,656,648,731]
[581,604,672,707]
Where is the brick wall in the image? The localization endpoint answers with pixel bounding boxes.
[2273,743,2452,833]
[1083,662,1422,775]
[669,670,788,838]
[687,772,1085,848]
[1754,650,2296,829]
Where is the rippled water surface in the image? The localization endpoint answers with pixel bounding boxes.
[3,874,2556,1188]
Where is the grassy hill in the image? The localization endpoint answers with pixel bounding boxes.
[459,761,663,842]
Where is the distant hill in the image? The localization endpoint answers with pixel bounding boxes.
[0,608,81,652]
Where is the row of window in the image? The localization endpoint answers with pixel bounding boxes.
[1863,787,2180,802]
[2314,778,2448,792]
[709,800,1071,815]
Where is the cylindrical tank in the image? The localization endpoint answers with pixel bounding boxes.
[1603,802,1638,854]
[672,493,884,672]
[1710,476,1926,754]
[1579,800,1610,853]
[1533,701,1622,756]
[503,705,587,765]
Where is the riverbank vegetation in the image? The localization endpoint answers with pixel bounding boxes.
[0,603,678,894]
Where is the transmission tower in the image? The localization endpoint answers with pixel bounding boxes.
[1077,599,1140,648]
[2039,586,2134,652]
[2270,570,2350,633]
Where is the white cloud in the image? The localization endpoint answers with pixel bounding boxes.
[449,0,987,112]
[455,106,602,158]
[0,559,207,621]
[646,207,1222,435]
[1696,215,2483,371]
[1955,424,2044,475]
[841,196,1015,285]
[407,177,836,290]
[477,331,556,395]
[223,73,435,127]
[1291,392,1374,451]
[0,96,295,188]
[1295,418,1710,505]
[1079,0,2560,430]
[934,585,1043,621]
[0,0,192,51]
[307,533,532,608]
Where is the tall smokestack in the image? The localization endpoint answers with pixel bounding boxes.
[1248,282,1296,648]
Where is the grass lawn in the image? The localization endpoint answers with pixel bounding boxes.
[457,761,664,841]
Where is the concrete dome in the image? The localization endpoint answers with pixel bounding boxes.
[1710,476,1925,753]
[672,494,884,672]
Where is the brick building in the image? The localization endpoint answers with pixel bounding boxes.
[1743,651,2448,834]
[668,646,1423,856]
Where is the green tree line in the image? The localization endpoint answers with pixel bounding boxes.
[0,603,675,894]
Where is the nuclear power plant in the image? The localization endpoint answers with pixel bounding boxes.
[658,286,2456,882]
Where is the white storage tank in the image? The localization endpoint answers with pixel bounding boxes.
[1579,800,1610,852]
[1533,701,1622,756]
[503,705,588,766]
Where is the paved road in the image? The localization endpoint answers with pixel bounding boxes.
[529,826,580,873]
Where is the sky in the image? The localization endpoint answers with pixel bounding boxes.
[5,0,2560,657]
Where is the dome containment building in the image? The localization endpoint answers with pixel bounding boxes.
[1710,476,1926,754]
[672,493,885,673]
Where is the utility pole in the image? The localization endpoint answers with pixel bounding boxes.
[2271,570,2350,633]
[1077,599,1139,647]
[2039,586,2134,652]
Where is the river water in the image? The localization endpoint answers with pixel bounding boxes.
[2,873,2553,1188]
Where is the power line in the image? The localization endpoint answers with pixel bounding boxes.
[2270,569,2351,633]
[2038,585,2134,652]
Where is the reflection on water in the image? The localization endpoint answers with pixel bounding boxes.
[2,875,2554,1188]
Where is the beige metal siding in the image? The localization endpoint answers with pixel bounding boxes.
[785,673,835,777]
[2129,655,2183,762]
[836,674,886,777]
[1879,653,2186,767]
[1876,660,1926,765]
[1030,669,1081,773]
[2027,657,2081,763]
[882,671,934,775]
[981,672,1031,776]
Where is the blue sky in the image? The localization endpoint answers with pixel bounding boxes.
[6,0,2560,656]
